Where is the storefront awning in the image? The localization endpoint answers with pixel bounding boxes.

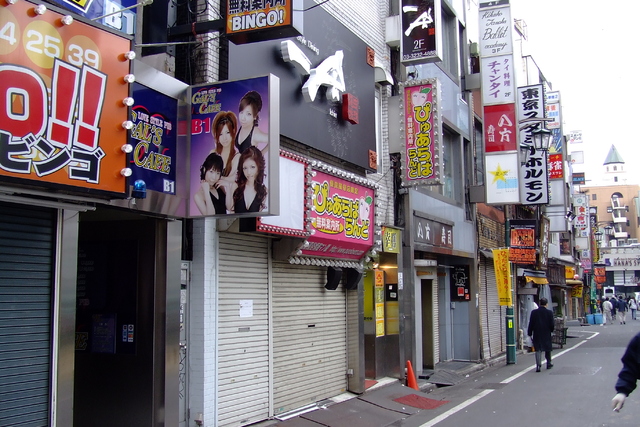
[566,279,583,286]
[525,276,548,285]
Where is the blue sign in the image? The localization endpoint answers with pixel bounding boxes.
[50,0,137,34]
[129,83,178,195]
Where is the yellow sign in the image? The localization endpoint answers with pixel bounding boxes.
[571,286,583,298]
[375,270,385,336]
[382,227,401,253]
[493,249,513,306]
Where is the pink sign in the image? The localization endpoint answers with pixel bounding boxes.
[484,104,517,152]
[302,170,375,260]
[404,84,439,184]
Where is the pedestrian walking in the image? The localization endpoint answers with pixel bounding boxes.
[617,296,628,324]
[611,296,618,320]
[628,297,637,320]
[612,330,640,411]
[603,298,613,325]
[528,297,555,372]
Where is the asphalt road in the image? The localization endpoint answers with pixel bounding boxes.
[406,320,640,427]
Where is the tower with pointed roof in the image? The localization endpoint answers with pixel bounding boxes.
[603,145,627,184]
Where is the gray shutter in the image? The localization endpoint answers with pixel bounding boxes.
[272,262,347,415]
[217,233,269,427]
[0,202,55,426]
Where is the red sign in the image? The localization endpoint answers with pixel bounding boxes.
[483,103,516,152]
[548,153,563,180]
[0,0,131,195]
[301,170,375,260]
[342,93,359,124]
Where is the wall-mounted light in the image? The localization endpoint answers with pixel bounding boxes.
[566,210,576,221]
[60,15,73,25]
[120,168,132,177]
[34,4,47,14]
[123,74,136,83]
[519,143,531,165]
[121,144,133,153]
[123,51,136,60]
[122,121,134,129]
[122,97,134,106]
[531,127,553,151]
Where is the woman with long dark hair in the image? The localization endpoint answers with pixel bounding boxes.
[229,146,267,213]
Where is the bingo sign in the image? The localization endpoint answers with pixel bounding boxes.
[0,0,132,195]
[301,170,375,260]
[402,80,442,186]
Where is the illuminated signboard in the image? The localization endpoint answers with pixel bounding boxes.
[0,0,132,196]
[226,0,302,44]
[401,79,443,187]
[300,170,375,260]
[188,75,280,217]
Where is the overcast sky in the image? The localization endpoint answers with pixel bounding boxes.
[506,0,640,186]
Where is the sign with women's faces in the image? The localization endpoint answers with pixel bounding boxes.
[188,74,280,218]
[301,170,375,261]
[0,0,131,196]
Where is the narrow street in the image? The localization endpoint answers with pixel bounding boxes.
[415,321,640,427]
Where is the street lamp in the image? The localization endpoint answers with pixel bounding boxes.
[595,230,603,243]
[531,127,553,151]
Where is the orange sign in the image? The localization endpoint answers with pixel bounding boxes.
[0,0,132,195]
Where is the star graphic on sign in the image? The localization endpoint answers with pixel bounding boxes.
[490,164,509,183]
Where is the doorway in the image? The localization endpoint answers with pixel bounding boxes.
[420,278,435,370]
[73,209,166,427]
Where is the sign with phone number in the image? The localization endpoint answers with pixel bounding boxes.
[0,0,132,195]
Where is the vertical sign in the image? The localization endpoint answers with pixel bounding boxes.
[375,269,385,337]
[400,0,443,64]
[546,91,563,181]
[493,248,513,306]
[517,84,549,205]
[400,79,443,187]
[479,1,519,205]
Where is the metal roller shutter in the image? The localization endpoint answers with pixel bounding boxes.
[272,262,347,415]
[479,256,504,359]
[217,233,269,427]
[0,202,55,426]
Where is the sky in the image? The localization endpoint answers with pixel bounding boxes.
[504,0,640,186]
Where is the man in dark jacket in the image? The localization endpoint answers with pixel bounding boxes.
[612,331,640,411]
[617,295,628,324]
[528,297,555,372]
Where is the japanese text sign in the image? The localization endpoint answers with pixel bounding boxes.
[400,0,442,64]
[483,103,516,152]
[401,80,443,186]
[517,84,549,205]
[481,55,515,105]
[226,0,302,44]
[413,213,453,249]
[300,170,375,260]
[493,248,512,306]
[0,0,132,195]
[509,219,537,264]
[485,153,520,204]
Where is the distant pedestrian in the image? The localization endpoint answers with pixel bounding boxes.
[528,297,555,372]
[628,297,637,320]
[617,296,628,324]
[611,296,618,319]
[612,330,640,411]
[603,298,613,325]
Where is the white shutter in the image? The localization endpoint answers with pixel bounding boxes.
[479,256,505,359]
[272,262,347,415]
[217,233,269,427]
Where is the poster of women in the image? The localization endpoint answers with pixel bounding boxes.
[188,75,279,217]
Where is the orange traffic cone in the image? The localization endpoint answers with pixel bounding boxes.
[406,360,419,390]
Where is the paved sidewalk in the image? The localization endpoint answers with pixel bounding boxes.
[254,320,589,427]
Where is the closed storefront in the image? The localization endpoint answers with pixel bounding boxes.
[217,233,270,426]
[0,202,56,426]
[272,262,347,415]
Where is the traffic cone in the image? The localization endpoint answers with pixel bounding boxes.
[406,360,419,390]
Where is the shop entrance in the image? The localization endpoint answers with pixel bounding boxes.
[73,209,166,427]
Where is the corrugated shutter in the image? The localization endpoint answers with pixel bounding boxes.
[0,202,55,426]
[217,233,269,427]
[479,256,504,359]
[272,262,347,415]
